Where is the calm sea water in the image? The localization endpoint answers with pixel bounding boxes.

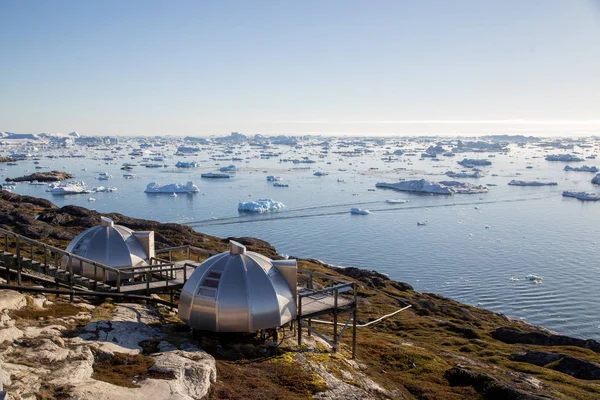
[4,141,600,339]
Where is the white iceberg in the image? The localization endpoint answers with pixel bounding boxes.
[144,181,199,193]
[563,165,598,173]
[545,154,584,162]
[47,181,91,195]
[562,191,600,201]
[386,199,409,204]
[376,179,488,195]
[446,170,484,178]
[267,175,282,181]
[458,158,492,167]
[219,165,239,172]
[238,198,285,213]
[508,180,558,186]
[350,208,371,215]
[92,186,117,192]
[592,174,600,185]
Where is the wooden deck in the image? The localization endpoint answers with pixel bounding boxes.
[118,260,200,294]
[297,287,354,317]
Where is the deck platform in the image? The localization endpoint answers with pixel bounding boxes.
[118,260,200,294]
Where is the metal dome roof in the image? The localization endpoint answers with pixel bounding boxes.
[63,217,153,279]
[178,241,297,332]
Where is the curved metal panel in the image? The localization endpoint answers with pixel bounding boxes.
[178,241,298,333]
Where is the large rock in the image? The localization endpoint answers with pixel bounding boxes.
[150,350,217,399]
[0,289,27,312]
[445,366,554,399]
[5,170,73,182]
[513,351,600,380]
[492,327,600,354]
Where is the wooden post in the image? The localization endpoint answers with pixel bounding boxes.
[352,282,358,359]
[68,255,73,302]
[333,288,338,351]
[297,296,302,346]
[16,237,21,286]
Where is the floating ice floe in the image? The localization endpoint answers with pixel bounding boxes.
[545,154,584,162]
[417,221,428,226]
[92,186,117,193]
[350,208,371,215]
[446,170,484,178]
[386,199,409,204]
[508,180,557,186]
[238,198,285,213]
[313,171,329,176]
[47,181,91,195]
[266,175,282,181]
[273,182,289,187]
[592,174,600,185]
[219,165,239,172]
[562,191,600,201]
[458,158,492,167]
[376,179,488,195]
[176,161,200,168]
[563,165,598,173]
[87,197,96,202]
[201,173,231,178]
[144,181,199,193]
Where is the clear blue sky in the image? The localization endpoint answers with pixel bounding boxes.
[1,0,599,136]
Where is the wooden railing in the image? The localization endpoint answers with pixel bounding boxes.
[156,245,216,262]
[0,227,121,291]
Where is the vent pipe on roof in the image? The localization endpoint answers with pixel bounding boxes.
[230,240,246,255]
[100,216,114,227]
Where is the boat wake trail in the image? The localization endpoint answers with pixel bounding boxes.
[184,195,550,228]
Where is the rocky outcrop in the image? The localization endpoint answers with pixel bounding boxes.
[5,170,73,182]
[512,351,600,380]
[0,291,217,400]
[492,327,600,353]
[445,366,554,399]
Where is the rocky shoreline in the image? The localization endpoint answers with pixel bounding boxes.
[1,190,600,399]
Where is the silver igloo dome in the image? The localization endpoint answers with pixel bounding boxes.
[63,216,154,280]
[178,241,297,332]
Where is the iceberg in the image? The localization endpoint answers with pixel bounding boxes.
[201,172,231,178]
[47,181,92,195]
[350,208,371,215]
[508,180,558,186]
[273,182,289,187]
[313,171,329,176]
[446,170,483,178]
[458,158,492,167]
[562,191,600,201]
[175,161,200,168]
[144,181,199,193]
[375,179,488,195]
[92,186,117,192]
[545,154,584,162]
[386,199,409,204]
[563,165,598,173]
[266,175,282,181]
[238,198,285,213]
[219,165,239,172]
[592,174,600,185]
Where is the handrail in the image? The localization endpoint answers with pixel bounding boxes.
[298,282,354,299]
[298,268,353,285]
[0,226,120,274]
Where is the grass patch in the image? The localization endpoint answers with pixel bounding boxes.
[92,352,173,388]
[209,357,327,400]
[10,301,83,320]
